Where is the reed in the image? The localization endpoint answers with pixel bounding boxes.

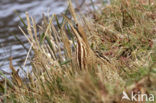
[1,0,156,102]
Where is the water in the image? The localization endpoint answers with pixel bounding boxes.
[0,0,106,74]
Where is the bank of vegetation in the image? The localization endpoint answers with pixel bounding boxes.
[0,0,156,103]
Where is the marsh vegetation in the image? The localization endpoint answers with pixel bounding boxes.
[0,0,156,102]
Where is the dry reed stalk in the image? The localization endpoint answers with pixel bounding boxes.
[9,57,22,87]
[31,17,40,48]
[60,22,72,58]
[51,23,64,61]
[68,0,78,23]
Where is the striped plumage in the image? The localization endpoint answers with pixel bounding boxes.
[72,23,112,69]
[65,0,111,69]
[76,33,88,69]
[70,23,103,69]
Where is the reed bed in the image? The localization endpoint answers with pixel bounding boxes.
[0,0,156,102]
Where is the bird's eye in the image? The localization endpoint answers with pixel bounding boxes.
[74,23,78,29]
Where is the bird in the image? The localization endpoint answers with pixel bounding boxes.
[63,0,112,70]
